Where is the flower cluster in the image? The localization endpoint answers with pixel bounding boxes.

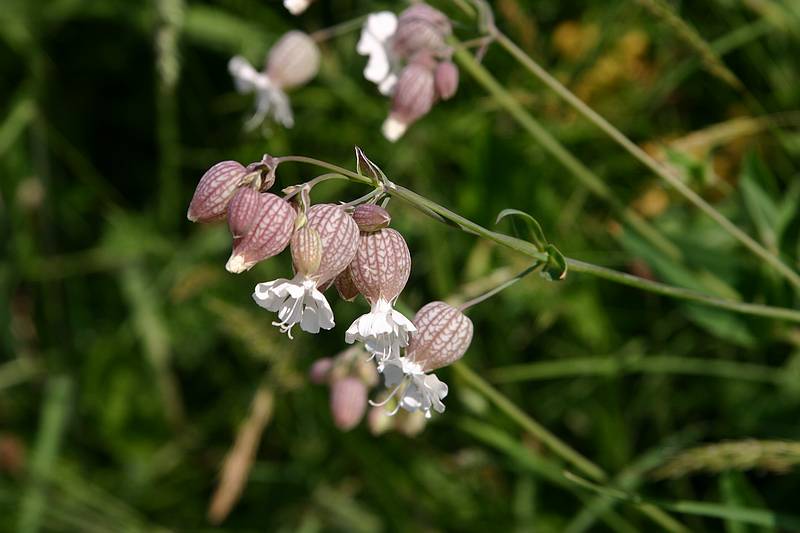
[229,3,460,141]
[187,150,475,424]
[357,3,461,141]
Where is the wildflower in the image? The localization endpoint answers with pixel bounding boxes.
[225,192,296,273]
[284,0,312,15]
[382,55,437,142]
[345,228,415,363]
[309,357,334,385]
[229,31,319,129]
[375,302,473,418]
[253,204,359,337]
[187,161,249,223]
[392,3,452,59]
[356,11,399,95]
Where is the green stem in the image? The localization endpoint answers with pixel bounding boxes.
[276,156,800,324]
[489,355,785,385]
[450,44,683,262]
[490,30,800,291]
[453,362,608,482]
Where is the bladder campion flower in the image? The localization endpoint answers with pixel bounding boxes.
[187,161,249,223]
[229,31,319,129]
[345,228,415,364]
[375,302,473,418]
[253,204,359,337]
[225,192,296,274]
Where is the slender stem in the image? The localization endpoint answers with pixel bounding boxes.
[489,355,785,385]
[310,15,366,42]
[450,43,684,262]
[276,156,800,324]
[490,30,800,291]
[458,263,540,311]
[453,362,608,482]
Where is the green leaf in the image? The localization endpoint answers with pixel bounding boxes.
[740,154,779,251]
[495,208,548,251]
[543,244,568,281]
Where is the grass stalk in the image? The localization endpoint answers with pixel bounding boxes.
[488,30,800,291]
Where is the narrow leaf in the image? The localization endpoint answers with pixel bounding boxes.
[495,208,548,251]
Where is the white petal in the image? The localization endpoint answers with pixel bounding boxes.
[382,116,407,142]
[300,305,320,333]
[284,0,310,15]
[378,73,398,96]
[365,12,398,41]
[363,50,392,84]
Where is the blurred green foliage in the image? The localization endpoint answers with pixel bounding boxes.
[2,0,800,531]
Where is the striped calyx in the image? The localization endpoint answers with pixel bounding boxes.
[406,301,473,372]
[393,3,452,59]
[305,204,359,284]
[226,193,295,273]
[349,228,411,303]
[382,60,436,142]
[330,377,368,431]
[352,204,391,232]
[267,31,320,90]
[188,161,248,222]
[334,267,360,302]
[227,187,261,239]
[291,226,322,276]
[434,60,459,100]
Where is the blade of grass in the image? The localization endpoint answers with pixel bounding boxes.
[484,29,800,291]
[18,376,73,533]
[453,362,607,482]
[489,355,785,385]
[564,471,800,529]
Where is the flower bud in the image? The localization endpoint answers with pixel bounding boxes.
[267,31,320,90]
[226,193,295,273]
[434,60,459,100]
[382,62,436,142]
[349,229,411,303]
[368,404,393,435]
[406,301,473,372]
[305,204,360,284]
[244,154,278,191]
[333,266,360,302]
[188,161,247,222]
[291,226,322,276]
[330,377,368,431]
[393,3,452,59]
[309,357,334,384]
[227,187,261,239]
[352,204,391,232]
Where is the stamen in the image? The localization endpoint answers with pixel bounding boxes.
[369,376,407,407]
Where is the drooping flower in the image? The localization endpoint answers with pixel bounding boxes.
[382,54,437,142]
[187,161,249,223]
[253,204,359,337]
[225,191,296,273]
[345,228,415,364]
[392,3,452,59]
[229,31,319,129]
[375,302,473,418]
[434,60,459,100]
[356,11,400,95]
[352,204,391,232]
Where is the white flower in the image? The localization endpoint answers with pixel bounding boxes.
[228,56,294,129]
[375,357,448,418]
[345,297,415,364]
[284,0,311,15]
[253,274,334,339]
[356,11,399,96]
